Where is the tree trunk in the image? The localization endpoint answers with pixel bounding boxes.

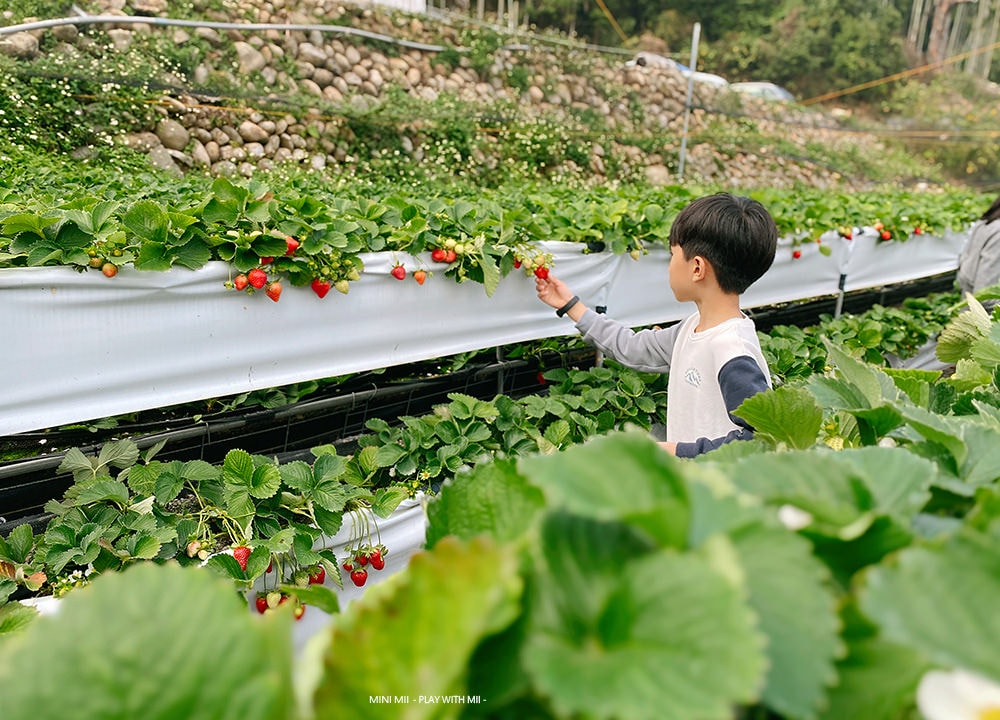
[926,0,976,65]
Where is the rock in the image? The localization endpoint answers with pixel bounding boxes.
[234,41,266,74]
[148,145,181,174]
[237,120,269,143]
[0,32,39,59]
[156,119,189,151]
[51,24,79,43]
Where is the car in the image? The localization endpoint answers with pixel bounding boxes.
[625,52,729,87]
[730,81,795,102]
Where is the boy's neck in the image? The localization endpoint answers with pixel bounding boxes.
[693,292,744,331]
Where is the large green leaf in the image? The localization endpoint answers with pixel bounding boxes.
[425,459,544,548]
[818,635,929,720]
[309,536,522,719]
[730,524,842,720]
[859,527,1000,682]
[523,513,767,720]
[721,450,871,532]
[837,447,936,520]
[516,431,690,547]
[0,563,294,720]
[733,384,823,450]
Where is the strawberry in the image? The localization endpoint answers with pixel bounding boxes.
[265,281,282,302]
[513,258,522,268]
[308,565,325,585]
[334,279,350,295]
[285,236,299,255]
[880,230,891,240]
[266,559,273,574]
[792,250,802,260]
[233,545,251,572]
[247,268,268,289]
[914,226,923,235]
[534,266,549,279]
[311,278,331,298]
[294,603,306,621]
[101,262,118,278]
[260,256,274,265]
[342,560,354,572]
[391,264,406,280]
[255,594,268,614]
[233,274,249,291]
[431,248,447,263]
[413,269,427,285]
[350,567,368,587]
[444,249,457,263]
[873,221,884,231]
[369,549,385,571]
[88,256,103,268]
[354,550,369,567]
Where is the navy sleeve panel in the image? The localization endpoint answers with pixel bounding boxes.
[674,355,770,458]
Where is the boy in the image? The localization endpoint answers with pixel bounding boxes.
[535,192,778,457]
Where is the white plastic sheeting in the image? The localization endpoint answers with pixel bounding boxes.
[1,230,967,435]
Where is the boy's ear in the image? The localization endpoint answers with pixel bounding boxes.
[691,255,710,281]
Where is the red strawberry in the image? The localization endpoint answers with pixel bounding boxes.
[233,545,251,572]
[431,248,447,263]
[234,274,249,291]
[265,281,282,302]
[308,565,326,585]
[294,603,306,621]
[391,264,406,280]
[354,551,369,567]
[792,250,802,260]
[101,262,118,278]
[255,595,268,614]
[350,567,368,587]
[260,256,274,265]
[285,236,299,255]
[513,258,522,268]
[266,559,273,574]
[444,249,457,263]
[247,268,267,289]
[914,226,923,235]
[369,549,385,571]
[310,278,331,298]
[534,266,549,279]
[881,230,891,240]
[413,269,427,285]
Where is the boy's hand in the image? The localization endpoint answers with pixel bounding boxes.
[535,275,575,309]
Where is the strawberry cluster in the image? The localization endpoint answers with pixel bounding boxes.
[341,543,388,588]
[512,249,554,279]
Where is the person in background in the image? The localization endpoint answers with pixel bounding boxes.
[957,194,1000,296]
[535,192,778,457]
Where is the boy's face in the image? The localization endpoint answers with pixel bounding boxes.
[668,245,697,302]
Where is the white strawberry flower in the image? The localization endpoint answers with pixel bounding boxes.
[917,668,1000,720]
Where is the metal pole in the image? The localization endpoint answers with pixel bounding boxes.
[677,22,701,181]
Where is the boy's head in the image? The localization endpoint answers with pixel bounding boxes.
[668,193,778,294]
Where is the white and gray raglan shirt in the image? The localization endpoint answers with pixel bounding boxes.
[575,309,771,458]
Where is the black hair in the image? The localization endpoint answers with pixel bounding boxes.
[981,195,1000,223]
[668,193,778,294]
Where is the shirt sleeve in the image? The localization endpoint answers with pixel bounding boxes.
[575,309,681,373]
[675,355,770,458]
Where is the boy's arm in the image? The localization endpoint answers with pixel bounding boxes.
[674,356,769,458]
[536,275,677,370]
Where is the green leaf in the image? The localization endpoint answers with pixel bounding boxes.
[222,449,255,486]
[819,635,930,720]
[517,431,690,547]
[121,200,169,245]
[730,524,842,719]
[309,536,522,719]
[249,463,282,500]
[859,527,1000,682]
[0,603,38,638]
[734,385,823,449]
[425,459,545,548]
[73,480,131,507]
[370,486,410,518]
[0,563,294,720]
[0,524,34,564]
[479,249,500,296]
[523,513,767,720]
[96,440,140,473]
